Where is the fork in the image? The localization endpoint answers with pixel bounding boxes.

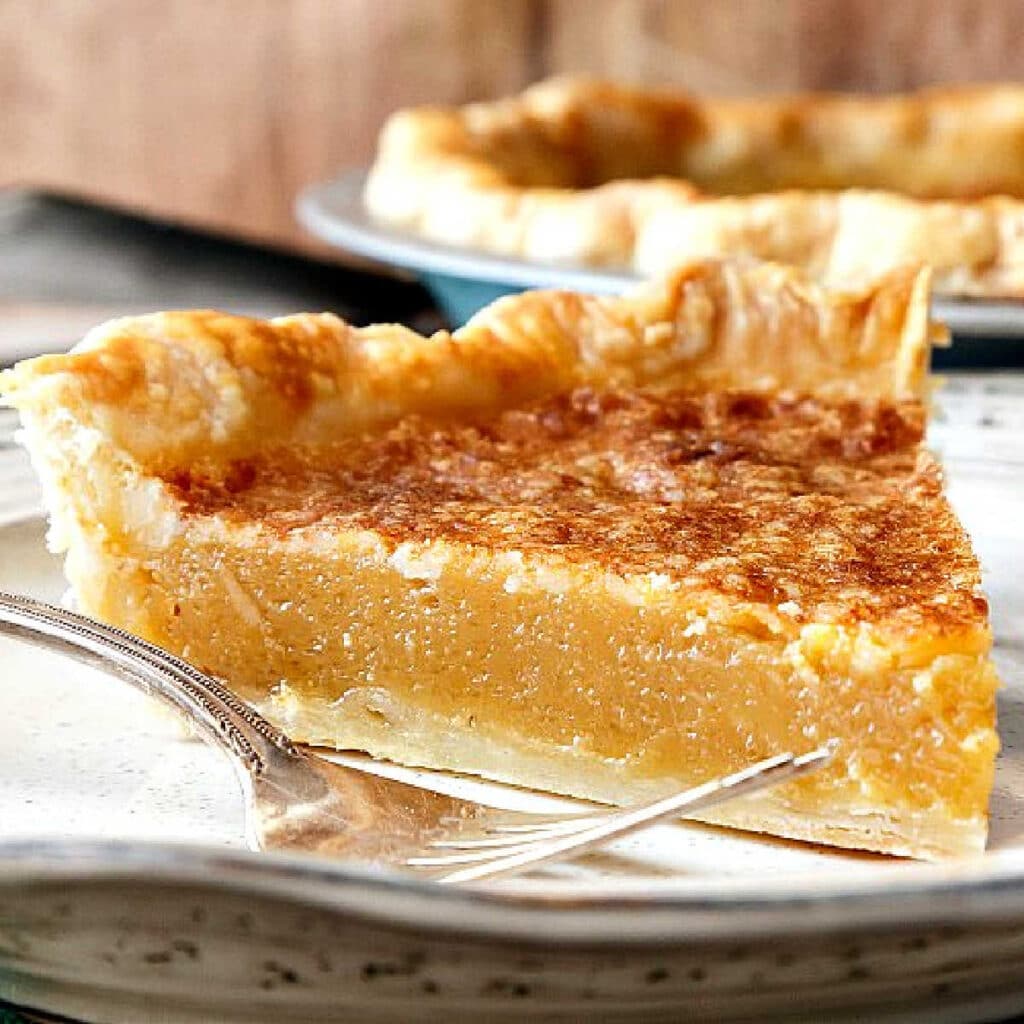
[0,591,833,885]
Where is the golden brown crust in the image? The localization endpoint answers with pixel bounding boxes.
[161,388,986,640]
[0,260,933,472]
[365,76,1024,297]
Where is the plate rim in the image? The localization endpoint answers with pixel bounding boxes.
[5,837,1024,945]
[295,169,1024,338]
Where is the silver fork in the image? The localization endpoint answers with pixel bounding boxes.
[0,592,833,885]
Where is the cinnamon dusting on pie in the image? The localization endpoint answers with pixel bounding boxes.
[162,388,982,636]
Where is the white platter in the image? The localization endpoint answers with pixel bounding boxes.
[1,375,1024,1023]
[297,171,1024,343]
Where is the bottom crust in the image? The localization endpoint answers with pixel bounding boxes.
[262,685,985,863]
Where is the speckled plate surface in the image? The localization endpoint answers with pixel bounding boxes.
[1,377,1024,1023]
[297,171,1024,345]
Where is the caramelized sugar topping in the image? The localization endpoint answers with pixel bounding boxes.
[163,389,985,632]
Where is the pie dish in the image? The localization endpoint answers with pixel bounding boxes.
[365,77,1024,299]
[0,260,998,861]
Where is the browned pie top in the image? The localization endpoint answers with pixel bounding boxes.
[163,388,986,635]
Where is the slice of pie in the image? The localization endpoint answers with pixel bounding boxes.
[366,76,1024,298]
[1,261,999,860]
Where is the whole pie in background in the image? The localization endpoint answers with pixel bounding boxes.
[366,77,1024,298]
[1,260,999,861]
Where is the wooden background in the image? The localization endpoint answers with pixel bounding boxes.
[4,0,1024,255]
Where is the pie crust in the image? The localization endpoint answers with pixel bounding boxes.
[366,77,1024,298]
[1,261,998,860]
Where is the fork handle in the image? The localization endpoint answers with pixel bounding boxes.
[0,591,297,776]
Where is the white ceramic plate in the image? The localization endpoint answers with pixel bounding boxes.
[1,378,1024,1023]
[297,171,1024,342]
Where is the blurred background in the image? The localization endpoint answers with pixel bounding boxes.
[5,0,1024,256]
[2,0,1024,362]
